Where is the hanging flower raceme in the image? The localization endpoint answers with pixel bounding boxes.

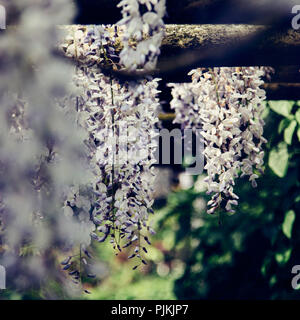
[58,0,166,269]
[169,67,271,214]
[61,24,161,268]
[0,0,97,295]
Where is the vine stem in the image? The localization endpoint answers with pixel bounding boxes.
[100,42,118,247]
[209,68,221,106]
[110,75,117,245]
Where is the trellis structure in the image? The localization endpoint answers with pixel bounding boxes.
[59,21,300,123]
[60,24,300,81]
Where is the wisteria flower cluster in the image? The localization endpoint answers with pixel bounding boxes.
[61,24,161,269]
[0,0,166,291]
[117,0,166,71]
[169,67,271,214]
[0,0,97,295]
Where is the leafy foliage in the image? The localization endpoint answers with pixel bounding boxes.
[152,100,300,299]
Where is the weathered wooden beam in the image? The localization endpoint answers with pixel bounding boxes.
[162,25,299,51]
[159,82,300,120]
[158,82,300,122]
[263,83,300,100]
[59,24,300,83]
[158,25,300,82]
[271,66,300,83]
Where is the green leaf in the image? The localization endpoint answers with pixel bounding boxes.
[284,120,297,145]
[282,210,295,239]
[275,248,292,265]
[269,275,277,286]
[261,101,269,119]
[268,142,289,178]
[295,109,300,125]
[278,118,290,134]
[298,128,300,142]
[268,101,294,118]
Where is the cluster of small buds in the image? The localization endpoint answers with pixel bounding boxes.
[60,247,96,293]
[61,25,161,268]
[117,0,166,71]
[169,67,270,214]
[61,25,120,68]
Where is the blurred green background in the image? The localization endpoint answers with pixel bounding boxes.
[2,100,300,300]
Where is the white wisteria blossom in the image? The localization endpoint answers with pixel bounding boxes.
[61,24,161,268]
[117,0,166,71]
[169,67,271,214]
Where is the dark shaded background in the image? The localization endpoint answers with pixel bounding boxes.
[74,0,295,25]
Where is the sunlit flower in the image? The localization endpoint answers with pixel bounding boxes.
[117,0,166,71]
[169,67,271,214]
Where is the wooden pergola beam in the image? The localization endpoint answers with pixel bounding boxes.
[60,24,300,69]
[263,83,300,100]
[59,24,300,89]
[158,25,300,82]
[162,25,300,51]
[158,82,300,121]
[157,82,300,122]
